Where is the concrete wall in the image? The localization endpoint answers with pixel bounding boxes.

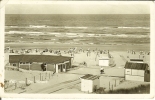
[125,75,144,81]
[93,78,100,89]
[30,63,42,71]
[47,64,55,71]
[20,64,30,70]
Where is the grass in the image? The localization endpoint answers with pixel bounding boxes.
[95,84,150,94]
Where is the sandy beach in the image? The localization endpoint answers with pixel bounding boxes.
[4,44,150,93]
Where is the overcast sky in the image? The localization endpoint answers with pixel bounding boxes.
[5,2,150,14]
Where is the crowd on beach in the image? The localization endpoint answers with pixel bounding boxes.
[5,46,150,61]
[5,47,111,57]
[127,50,150,55]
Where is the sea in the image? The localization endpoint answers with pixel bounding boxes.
[5,14,150,46]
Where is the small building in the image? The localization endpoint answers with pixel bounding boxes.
[9,55,72,73]
[80,74,100,93]
[124,62,150,82]
[99,55,109,67]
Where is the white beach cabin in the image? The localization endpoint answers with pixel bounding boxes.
[99,55,109,67]
[80,74,100,93]
[124,61,149,82]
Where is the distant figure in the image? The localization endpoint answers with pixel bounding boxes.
[108,50,109,54]
[83,61,87,67]
[41,63,47,71]
[100,67,104,74]
[87,51,89,57]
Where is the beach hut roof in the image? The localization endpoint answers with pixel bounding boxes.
[130,59,143,62]
[80,74,100,80]
[124,62,149,70]
[9,55,72,64]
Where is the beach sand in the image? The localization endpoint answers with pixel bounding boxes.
[4,44,150,93]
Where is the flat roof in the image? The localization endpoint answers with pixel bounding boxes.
[80,74,100,80]
[124,62,149,70]
[130,59,143,62]
[9,55,72,64]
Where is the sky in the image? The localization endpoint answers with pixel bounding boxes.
[5,1,150,14]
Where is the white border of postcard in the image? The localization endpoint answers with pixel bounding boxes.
[0,0,155,99]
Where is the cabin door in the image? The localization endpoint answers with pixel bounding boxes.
[63,64,66,72]
[58,65,63,72]
[60,64,63,72]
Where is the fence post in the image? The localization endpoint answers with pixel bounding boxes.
[109,81,110,90]
[40,73,41,81]
[34,76,35,83]
[46,72,47,80]
[25,78,27,86]
[49,73,50,79]
[15,82,17,89]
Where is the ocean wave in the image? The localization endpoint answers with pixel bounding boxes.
[6,25,88,29]
[6,31,149,38]
[6,31,43,34]
[101,34,149,38]
[6,25,149,30]
[48,33,61,35]
[5,26,18,28]
[117,27,149,29]
[29,25,47,28]
[66,33,78,35]
[64,26,88,29]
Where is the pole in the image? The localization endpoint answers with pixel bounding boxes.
[25,78,27,86]
[40,73,41,81]
[34,76,35,83]
[29,63,30,70]
[115,80,116,87]
[109,81,110,90]
[112,85,113,91]
[15,82,17,89]
[49,73,50,79]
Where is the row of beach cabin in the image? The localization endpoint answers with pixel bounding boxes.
[7,54,150,93]
[8,54,150,81]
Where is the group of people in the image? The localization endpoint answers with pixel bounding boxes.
[6,47,110,59]
[127,50,150,55]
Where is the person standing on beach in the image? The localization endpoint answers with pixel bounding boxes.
[87,48,89,57]
[95,51,99,61]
